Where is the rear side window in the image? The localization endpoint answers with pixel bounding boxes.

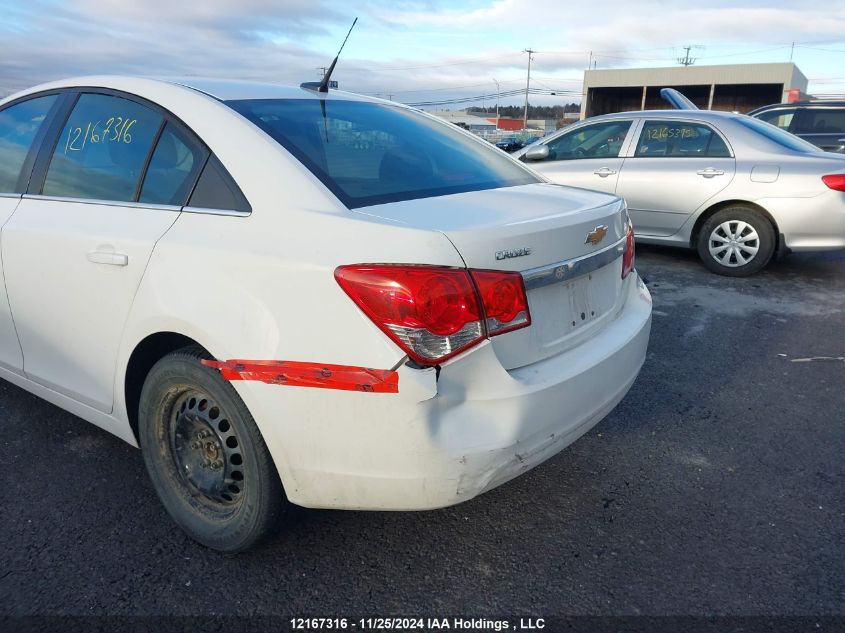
[754,108,796,131]
[795,109,845,134]
[226,99,538,209]
[42,93,162,201]
[635,121,731,158]
[139,123,206,206]
[0,95,57,193]
[544,120,632,161]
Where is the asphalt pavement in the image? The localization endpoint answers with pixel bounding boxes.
[1,245,843,626]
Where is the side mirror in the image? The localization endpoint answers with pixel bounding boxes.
[524,144,550,161]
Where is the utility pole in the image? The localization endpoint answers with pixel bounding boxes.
[317,66,329,78]
[790,42,795,61]
[523,48,535,129]
[677,46,697,66]
[492,77,500,128]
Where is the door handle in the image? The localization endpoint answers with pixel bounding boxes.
[87,250,128,266]
[697,168,725,178]
[593,167,617,177]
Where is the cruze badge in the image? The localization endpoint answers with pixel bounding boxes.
[495,247,532,260]
[585,225,608,246]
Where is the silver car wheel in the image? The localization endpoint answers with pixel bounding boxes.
[708,220,760,268]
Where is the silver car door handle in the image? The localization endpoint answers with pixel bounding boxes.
[697,168,725,178]
[593,167,617,177]
[87,250,129,266]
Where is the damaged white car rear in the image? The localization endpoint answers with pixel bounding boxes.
[0,77,651,551]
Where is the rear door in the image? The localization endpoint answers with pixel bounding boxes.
[616,119,736,236]
[524,119,637,194]
[3,90,206,412]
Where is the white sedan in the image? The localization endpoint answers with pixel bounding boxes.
[0,76,652,551]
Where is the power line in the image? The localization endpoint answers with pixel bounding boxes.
[359,53,522,72]
[345,38,845,80]
[702,46,791,59]
[797,45,845,53]
[404,87,581,108]
[359,77,526,96]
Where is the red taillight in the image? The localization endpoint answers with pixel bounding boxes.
[622,223,635,279]
[471,270,531,335]
[335,265,530,365]
[822,174,845,192]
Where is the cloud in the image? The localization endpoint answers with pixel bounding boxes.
[0,0,347,94]
[1,0,843,104]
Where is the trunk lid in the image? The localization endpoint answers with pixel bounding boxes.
[353,183,630,369]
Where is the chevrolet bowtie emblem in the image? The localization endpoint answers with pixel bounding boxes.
[585,225,608,246]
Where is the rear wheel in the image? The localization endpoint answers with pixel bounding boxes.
[138,346,284,552]
[696,206,775,276]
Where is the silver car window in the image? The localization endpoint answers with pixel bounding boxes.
[544,121,632,161]
[634,121,731,158]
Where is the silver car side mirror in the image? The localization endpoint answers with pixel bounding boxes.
[524,145,550,161]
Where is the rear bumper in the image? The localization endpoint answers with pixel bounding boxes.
[237,274,652,511]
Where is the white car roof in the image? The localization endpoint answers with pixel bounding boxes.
[2,75,376,105]
[162,77,373,102]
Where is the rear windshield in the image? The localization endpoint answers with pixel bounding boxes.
[735,116,822,153]
[226,98,539,208]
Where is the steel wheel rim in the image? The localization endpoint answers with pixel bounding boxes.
[708,220,760,268]
[169,390,245,508]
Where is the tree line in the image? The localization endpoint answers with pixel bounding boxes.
[467,103,580,119]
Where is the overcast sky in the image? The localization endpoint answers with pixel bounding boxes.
[3,0,845,107]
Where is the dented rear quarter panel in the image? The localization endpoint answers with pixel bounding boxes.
[113,184,466,495]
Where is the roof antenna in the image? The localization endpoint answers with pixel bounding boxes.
[302,17,358,93]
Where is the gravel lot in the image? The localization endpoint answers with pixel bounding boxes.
[1,246,843,626]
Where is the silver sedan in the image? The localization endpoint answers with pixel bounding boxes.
[515,110,845,276]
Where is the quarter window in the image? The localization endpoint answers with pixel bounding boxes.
[139,123,205,206]
[187,155,250,213]
[544,121,632,161]
[635,121,731,158]
[42,93,162,202]
[0,95,58,193]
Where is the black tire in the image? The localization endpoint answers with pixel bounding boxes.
[696,206,776,277]
[138,345,284,552]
